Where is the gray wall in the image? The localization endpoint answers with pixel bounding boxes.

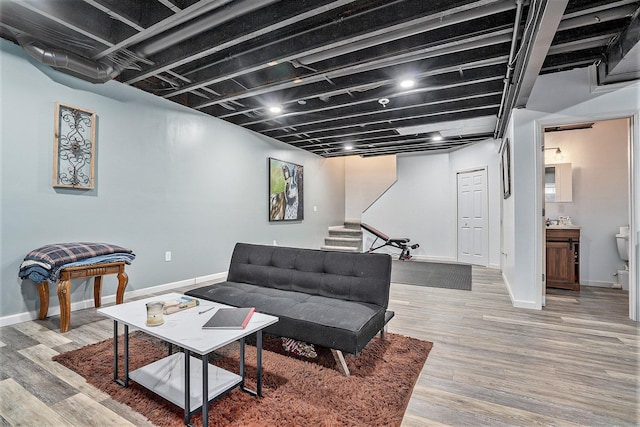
[362,139,502,269]
[0,40,345,322]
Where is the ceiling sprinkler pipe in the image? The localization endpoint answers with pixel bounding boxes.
[557,4,638,31]
[297,0,517,65]
[136,0,281,57]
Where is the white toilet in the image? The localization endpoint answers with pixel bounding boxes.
[615,226,630,290]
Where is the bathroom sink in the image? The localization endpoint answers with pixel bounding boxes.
[546,224,581,229]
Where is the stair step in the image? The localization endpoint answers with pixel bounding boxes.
[321,220,363,252]
[344,219,361,230]
[324,236,362,248]
[328,226,363,238]
[321,245,361,253]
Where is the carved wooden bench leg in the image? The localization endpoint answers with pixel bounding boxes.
[57,279,72,333]
[116,270,128,304]
[331,349,350,376]
[93,276,103,308]
[36,281,49,320]
[33,262,127,332]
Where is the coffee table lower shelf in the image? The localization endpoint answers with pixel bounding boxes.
[97,293,279,427]
[129,352,241,413]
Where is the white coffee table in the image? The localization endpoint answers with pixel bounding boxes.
[97,292,278,427]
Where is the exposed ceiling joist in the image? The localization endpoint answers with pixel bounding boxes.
[1,0,638,157]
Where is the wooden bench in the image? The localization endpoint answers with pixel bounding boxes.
[36,262,128,332]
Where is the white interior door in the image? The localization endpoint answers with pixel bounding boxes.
[457,168,488,266]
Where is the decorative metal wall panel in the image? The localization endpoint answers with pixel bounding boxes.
[53,103,96,189]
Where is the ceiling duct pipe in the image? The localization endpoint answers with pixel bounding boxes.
[297,0,517,65]
[15,34,119,83]
[495,0,569,138]
[493,0,524,137]
[135,0,281,57]
[11,0,279,84]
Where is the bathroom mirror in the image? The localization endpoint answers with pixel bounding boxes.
[545,163,572,202]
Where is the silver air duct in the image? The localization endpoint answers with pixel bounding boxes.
[15,34,119,84]
[12,0,280,84]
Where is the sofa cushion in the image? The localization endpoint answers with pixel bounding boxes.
[227,243,391,307]
[186,281,388,354]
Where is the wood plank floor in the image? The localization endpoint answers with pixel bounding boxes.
[0,267,637,426]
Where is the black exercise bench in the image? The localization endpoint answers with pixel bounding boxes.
[361,223,419,260]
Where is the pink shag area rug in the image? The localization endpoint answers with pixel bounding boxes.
[53,332,432,426]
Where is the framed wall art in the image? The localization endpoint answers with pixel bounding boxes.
[269,158,304,221]
[53,102,96,189]
[501,138,511,199]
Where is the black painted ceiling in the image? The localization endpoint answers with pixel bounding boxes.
[1,0,638,157]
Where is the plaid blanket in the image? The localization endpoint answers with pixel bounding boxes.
[22,242,134,270]
[20,253,136,283]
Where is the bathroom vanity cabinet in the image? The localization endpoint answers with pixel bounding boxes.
[546,227,580,290]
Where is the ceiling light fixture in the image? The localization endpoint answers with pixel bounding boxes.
[269,105,282,114]
[378,98,390,107]
[431,133,443,141]
[400,79,415,88]
[267,61,278,66]
[396,116,497,137]
[344,144,354,150]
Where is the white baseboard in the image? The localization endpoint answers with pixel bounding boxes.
[580,280,619,288]
[0,271,228,328]
[503,271,541,310]
[511,299,541,309]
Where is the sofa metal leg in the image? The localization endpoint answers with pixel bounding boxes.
[380,324,388,339]
[331,349,350,376]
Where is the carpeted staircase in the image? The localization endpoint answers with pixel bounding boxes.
[321,219,363,252]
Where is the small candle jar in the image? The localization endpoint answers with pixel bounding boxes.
[146,301,165,326]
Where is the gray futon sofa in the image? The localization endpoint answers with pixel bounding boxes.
[186,242,393,374]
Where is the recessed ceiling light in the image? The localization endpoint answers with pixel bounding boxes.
[269,105,282,114]
[267,61,278,66]
[297,99,307,105]
[345,145,354,150]
[400,79,415,88]
[432,134,443,141]
[293,78,303,83]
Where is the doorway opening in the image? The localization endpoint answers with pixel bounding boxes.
[541,117,632,314]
